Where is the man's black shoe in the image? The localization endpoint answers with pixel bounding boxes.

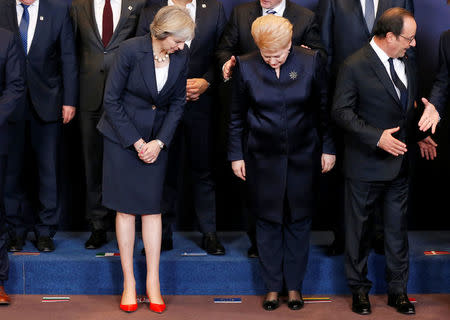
[388,293,415,315]
[247,244,259,258]
[352,292,371,315]
[85,230,107,249]
[201,232,225,255]
[36,236,55,252]
[7,236,25,252]
[326,239,345,256]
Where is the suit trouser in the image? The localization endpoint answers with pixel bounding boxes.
[345,171,409,294]
[0,155,9,285]
[162,105,217,237]
[256,213,311,292]
[79,110,110,231]
[5,107,60,238]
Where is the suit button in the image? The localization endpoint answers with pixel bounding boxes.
[152,105,157,110]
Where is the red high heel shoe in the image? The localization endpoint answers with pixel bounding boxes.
[120,292,138,313]
[147,293,166,313]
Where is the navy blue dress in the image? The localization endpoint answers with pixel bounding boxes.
[97,35,188,214]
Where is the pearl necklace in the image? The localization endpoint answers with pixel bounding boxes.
[154,52,169,63]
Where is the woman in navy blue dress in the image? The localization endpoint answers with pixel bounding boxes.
[97,6,195,313]
[228,15,336,311]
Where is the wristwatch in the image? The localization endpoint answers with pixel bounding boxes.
[156,139,164,149]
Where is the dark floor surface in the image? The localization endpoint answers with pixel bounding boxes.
[1,294,449,320]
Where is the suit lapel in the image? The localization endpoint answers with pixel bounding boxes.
[353,0,370,36]
[189,0,207,54]
[83,0,103,48]
[139,37,158,102]
[366,45,402,108]
[158,46,184,97]
[6,0,19,33]
[28,0,47,55]
[283,1,297,24]
[376,0,389,21]
[247,1,261,31]
[404,57,415,111]
[108,0,134,47]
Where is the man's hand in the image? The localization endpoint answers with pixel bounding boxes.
[377,127,408,156]
[418,97,440,134]
[186,78,209,101]
[222,56,236,80]
[231,160,246,181]
[418,136,438,160]
[62,105,76,124]
[321,153,336,173]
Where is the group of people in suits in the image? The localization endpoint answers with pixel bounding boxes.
[0,0,448,315]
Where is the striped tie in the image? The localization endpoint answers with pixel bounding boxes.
[388,58,408,110]
[19,4,30,54]
[365,0,375,32]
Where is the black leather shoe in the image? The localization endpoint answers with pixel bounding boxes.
[36,236,55,252]
[247,244,259,258]
[201,232,225,255]
[326,239,345,256]
[352,292,371,315]
[388,293,415,315]
[85,230,107,249]
[287,291,304,310]
[262,294,279,311]
[141,237,174,255]
[8,236,25,252]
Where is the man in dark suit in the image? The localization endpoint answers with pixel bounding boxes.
[70,0,145,249]
[0,0,78,252]
[0,27,25,306]
[332,8,430,315]
[317,0,414,256]
[136,0,227,255]
[216,0,325,257]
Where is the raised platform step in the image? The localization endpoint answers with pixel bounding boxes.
[5,231,450,295]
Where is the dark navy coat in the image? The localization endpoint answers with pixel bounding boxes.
[228,47,335,224]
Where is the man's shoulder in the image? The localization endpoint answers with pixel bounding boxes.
[286,0,315,17]
[42,0,70,11]
[343,44,371,67]
[231,0,259,16]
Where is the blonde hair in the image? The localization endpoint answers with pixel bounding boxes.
[251,15,293,51]
[150,6,195,41]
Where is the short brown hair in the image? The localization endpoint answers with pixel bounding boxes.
[251,15,293,51]
[373,7,414,38]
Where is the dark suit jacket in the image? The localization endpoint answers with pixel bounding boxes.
[71,0,146,112]
[228,47,334,223]
[0,28,25,154]
[216,0,326,67]
[429,30,450,116]
[317,0,414,78]
[0,0,78,122]
[136,0,226,99]
[332,44,417,181]
[97,35,189,149]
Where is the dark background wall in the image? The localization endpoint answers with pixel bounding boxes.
[59,0,450,231]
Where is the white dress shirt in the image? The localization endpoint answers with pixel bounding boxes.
[370,38,408,99]
[168,0,196,47]
[360,0,379,17]
[155,64,169,93]
[94,0,122,38]
[261,0,286,17]
[16,0,39,54]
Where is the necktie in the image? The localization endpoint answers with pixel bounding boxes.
[365,0,375,33]
[266,9,276,15]
[19,4,30,54]
[102,0,113,47]
[388,58,408,110]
